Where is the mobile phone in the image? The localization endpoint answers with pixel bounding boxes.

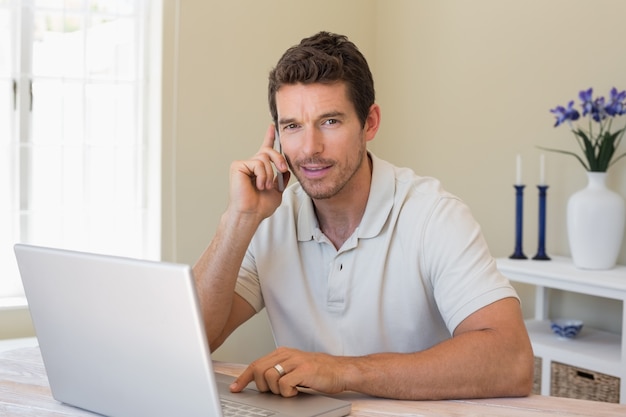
[274,127,285,192]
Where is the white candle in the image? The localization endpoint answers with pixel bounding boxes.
[516,154,522,185]
[539,154,545,185]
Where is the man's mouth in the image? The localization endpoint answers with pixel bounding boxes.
[300,164,332,178]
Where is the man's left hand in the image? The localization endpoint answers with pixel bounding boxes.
[229,347,349,397]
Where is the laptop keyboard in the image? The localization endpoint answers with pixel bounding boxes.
[221,398,276,416]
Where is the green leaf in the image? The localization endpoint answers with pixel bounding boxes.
[536,146,590,170]
[573,129,598,170]
[596,130,619,171]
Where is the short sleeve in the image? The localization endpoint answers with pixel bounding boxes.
[422,196,518,332]
[235,248,265,313]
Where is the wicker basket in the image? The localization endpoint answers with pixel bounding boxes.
[550,361,620,403]
[533,357,542,394]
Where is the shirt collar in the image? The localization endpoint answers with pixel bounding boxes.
[296,152,395,242]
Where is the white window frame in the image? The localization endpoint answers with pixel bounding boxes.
[1,0,161,304]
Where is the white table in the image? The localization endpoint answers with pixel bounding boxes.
[1,344,626,416]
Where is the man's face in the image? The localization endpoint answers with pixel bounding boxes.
[275,82,373,200]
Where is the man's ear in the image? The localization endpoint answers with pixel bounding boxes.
[364,104,381,142]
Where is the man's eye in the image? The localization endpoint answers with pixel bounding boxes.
[324,119,338,125]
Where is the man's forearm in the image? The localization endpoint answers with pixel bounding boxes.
[192,210,261,347]
[342,328,533,400]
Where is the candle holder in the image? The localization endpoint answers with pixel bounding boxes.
[533,185,551,260]
[510,184,528,259]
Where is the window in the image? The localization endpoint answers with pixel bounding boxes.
[1,0,160,300]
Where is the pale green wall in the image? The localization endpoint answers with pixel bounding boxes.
[163,0,626,361]
[0,308,34,340]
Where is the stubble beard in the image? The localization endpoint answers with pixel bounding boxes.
[285,142,367,200]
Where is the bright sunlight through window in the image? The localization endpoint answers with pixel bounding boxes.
[0,0,160,301]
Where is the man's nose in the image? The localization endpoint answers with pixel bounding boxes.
[300,127,324,156]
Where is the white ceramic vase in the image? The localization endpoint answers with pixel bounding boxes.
[567,171,625,269]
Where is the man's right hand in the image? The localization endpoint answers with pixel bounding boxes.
[228,124,290,221]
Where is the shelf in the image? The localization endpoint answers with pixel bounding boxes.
[497,256,626,403]
[525,320,621,376]
[497,257,626,300]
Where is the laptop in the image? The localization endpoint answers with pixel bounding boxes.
[14,244,351,417]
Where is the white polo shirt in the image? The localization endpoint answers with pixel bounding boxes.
[236,153,517,356]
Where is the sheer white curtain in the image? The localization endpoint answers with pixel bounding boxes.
[0,0,160,300]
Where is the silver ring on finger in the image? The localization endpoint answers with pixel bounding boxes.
[273,363,286,377]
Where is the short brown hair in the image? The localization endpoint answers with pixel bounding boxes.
[268,31,375,128]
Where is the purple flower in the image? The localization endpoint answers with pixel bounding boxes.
[578,88,605,122]
[546,87,626,172]
[593,96,606,122]
[605,87,626,116]
[579,88,594,116]
[550,100,580,127]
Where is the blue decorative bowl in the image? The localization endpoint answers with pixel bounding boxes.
[550,319,583,338]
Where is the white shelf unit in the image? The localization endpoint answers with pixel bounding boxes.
[496,256,626,403]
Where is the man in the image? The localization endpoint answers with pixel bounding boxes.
[193,31,534,400]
